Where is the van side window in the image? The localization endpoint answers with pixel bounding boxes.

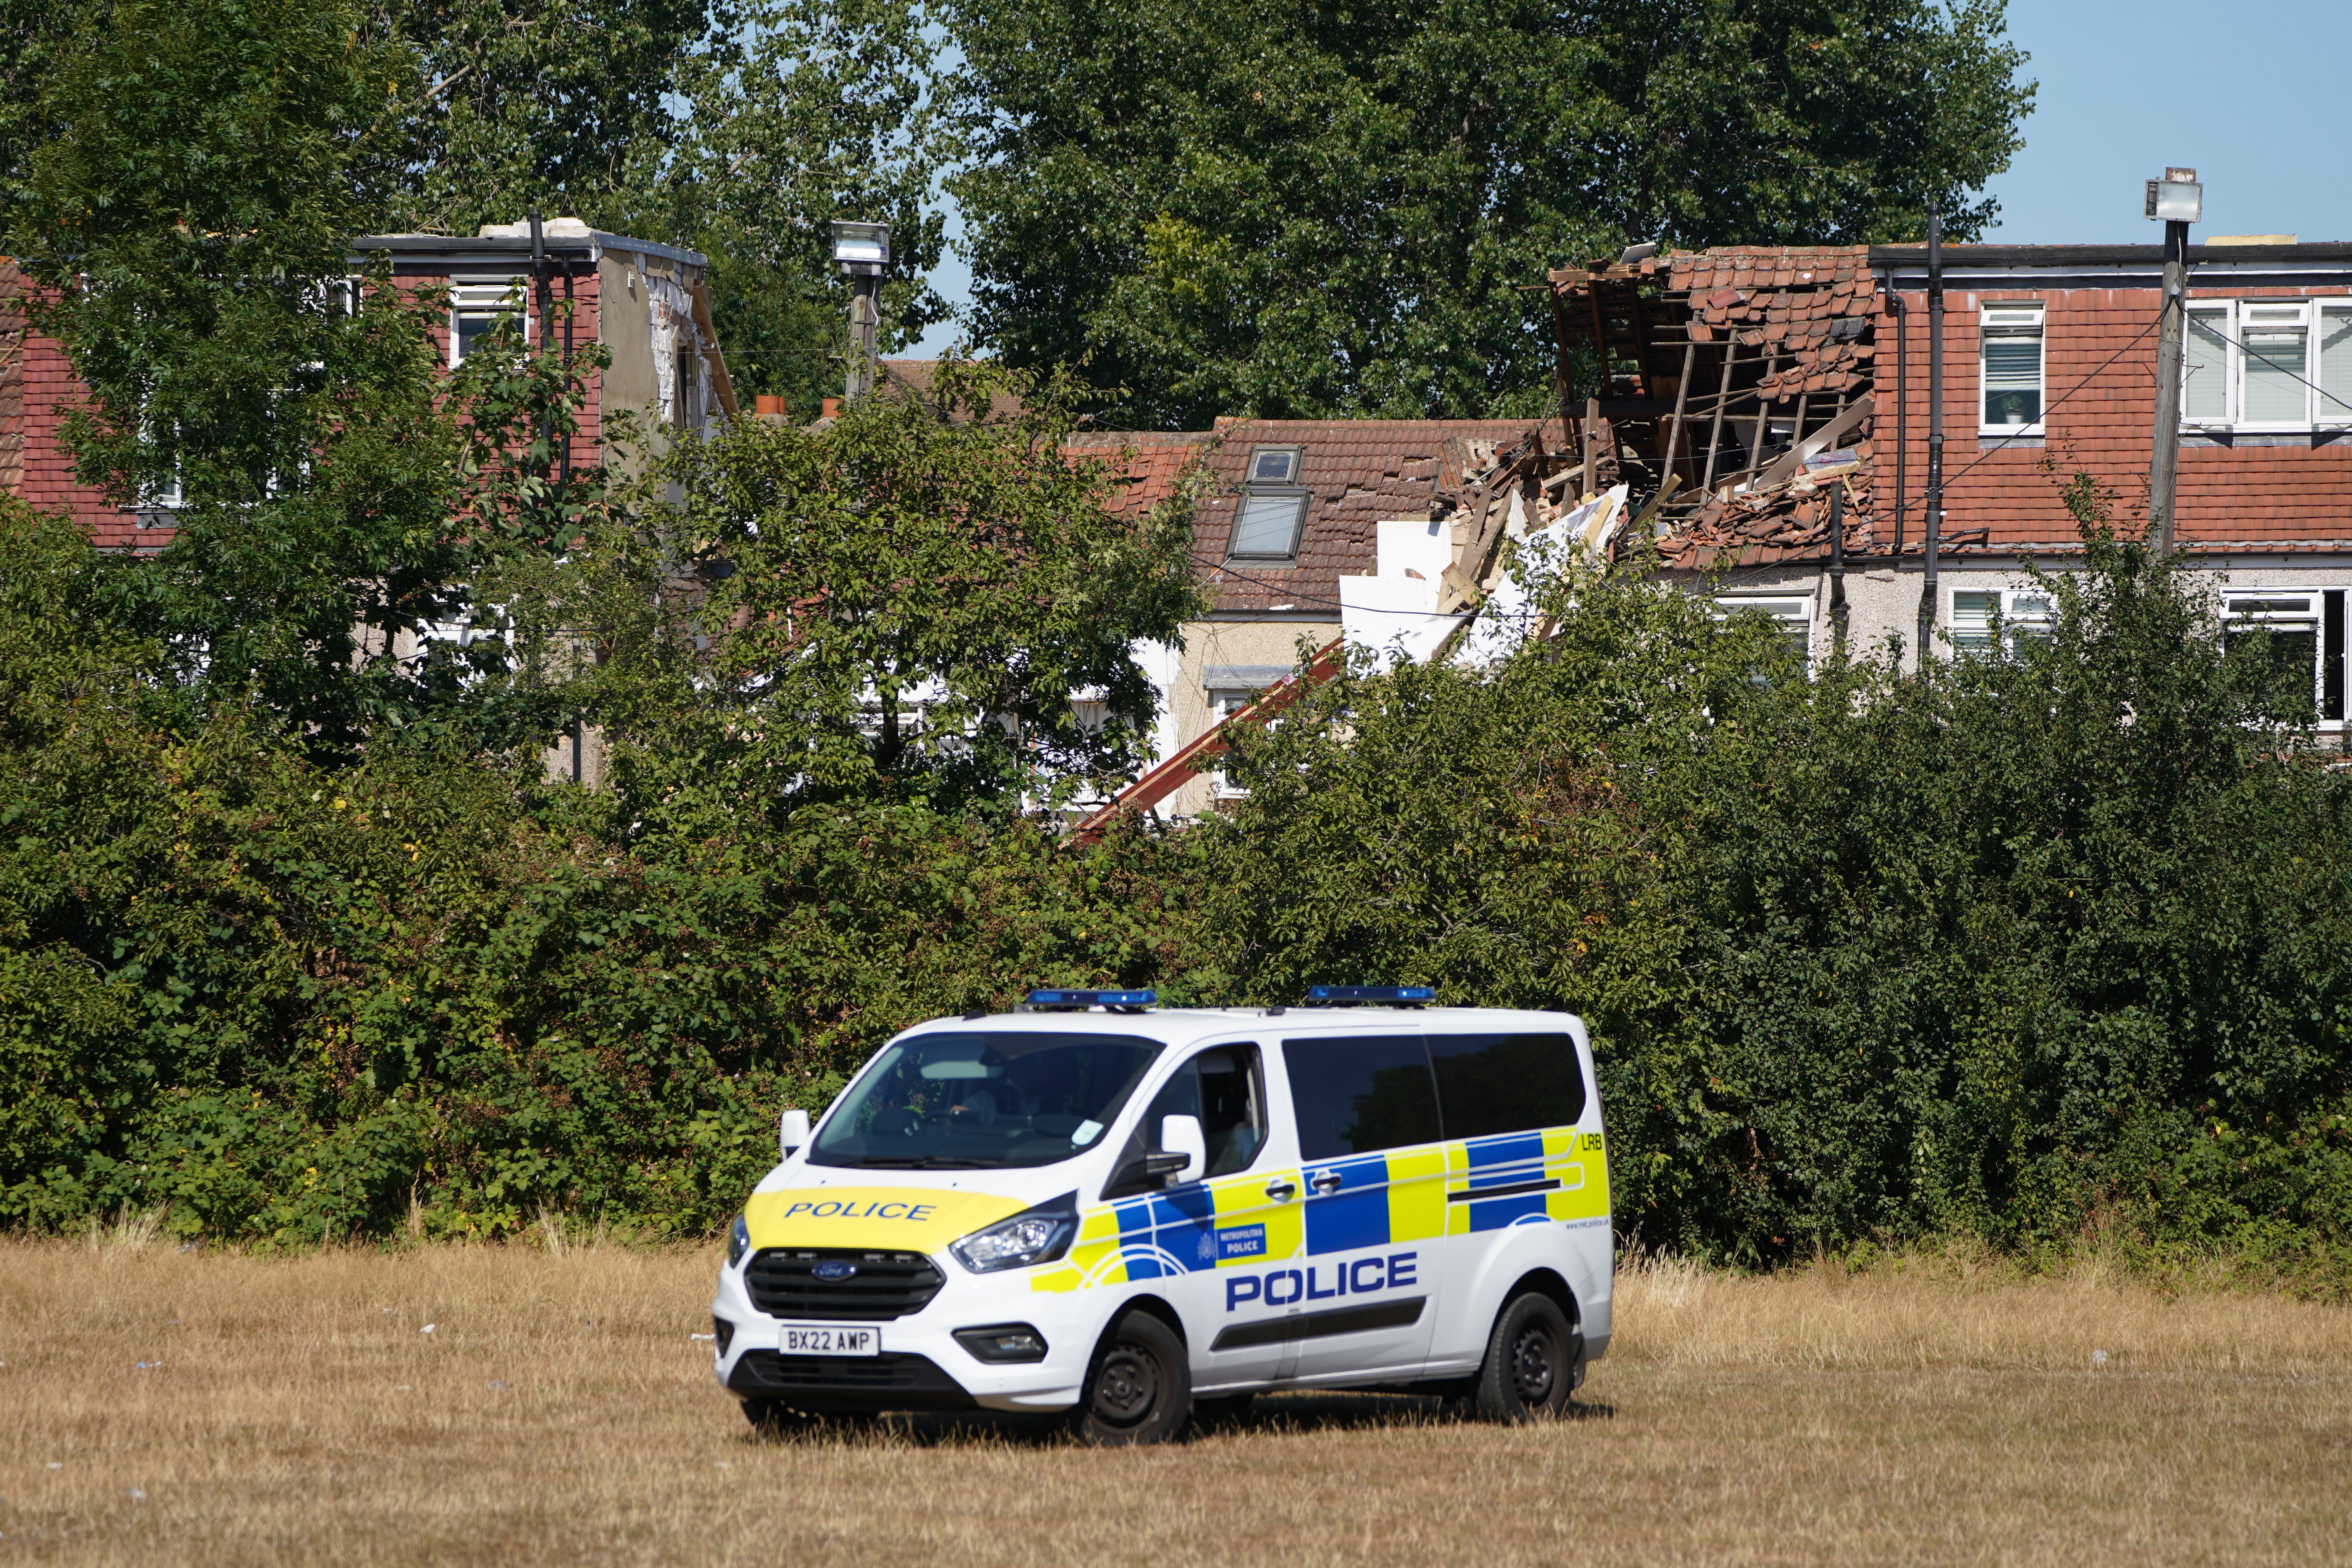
[1426,1033,1586,1138]
[1107,1045,1269,1197]
[1283,1036,1442,1160]
[1158,1044,1267,1176]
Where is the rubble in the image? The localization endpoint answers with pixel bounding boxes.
[1332,240,1906,663]
[1543,243,1885,571]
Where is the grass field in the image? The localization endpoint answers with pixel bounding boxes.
[4,1229,2350,1566]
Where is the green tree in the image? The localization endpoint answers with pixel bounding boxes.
[372,0,718,234]
[6,0,608,752]
[947,0,2033,426]
[0,491,1214,1243]
[379,0,956,410]
[653,0,957,405]
[1197,509,2352,1270]
[567,359,1208,818]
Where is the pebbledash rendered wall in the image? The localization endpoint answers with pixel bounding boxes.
[1695,243,2352,716]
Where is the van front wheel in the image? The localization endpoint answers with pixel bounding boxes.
[1472,1292,1577,1422]
[1073,1309,1191,1446]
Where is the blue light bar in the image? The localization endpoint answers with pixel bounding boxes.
[1307,985,1435,1005]
[1024,988,1156,1009]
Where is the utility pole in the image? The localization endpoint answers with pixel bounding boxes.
[829,220,891,404]
[1917,209,1944,669]
[2145,167,2203,556]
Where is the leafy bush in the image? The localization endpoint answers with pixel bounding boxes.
[0,495,1210,1244]
[1200,519,2352,1271]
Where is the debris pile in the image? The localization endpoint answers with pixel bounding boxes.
[1426,432,1625,613]
[1545,243,1886,570]
[1339,429,1630,666]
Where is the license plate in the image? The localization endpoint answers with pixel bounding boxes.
[782,1325,879,1356]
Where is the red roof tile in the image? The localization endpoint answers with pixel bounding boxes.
[1187,418,1553,614]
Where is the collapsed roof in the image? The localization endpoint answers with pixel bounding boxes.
[1543,244,1882,570]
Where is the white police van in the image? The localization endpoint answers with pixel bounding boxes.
[710,987,1612,1443]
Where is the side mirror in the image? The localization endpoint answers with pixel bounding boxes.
[779,1108,811,1159]
[1160,1114,1206,1185]
[1103,1151,1189,1200]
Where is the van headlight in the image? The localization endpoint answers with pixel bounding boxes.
[727,1214,750,1267]
[947,1194,1078,1274]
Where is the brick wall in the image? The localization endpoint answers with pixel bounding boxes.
[0,258,610,551]
[1880,279,2352,556]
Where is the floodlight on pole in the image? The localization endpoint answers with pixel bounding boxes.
[830,220,891,277]
[2145,167,2199,555]
[2144,168,2203,225]
[829,220,890,405]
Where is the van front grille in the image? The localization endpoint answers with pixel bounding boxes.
[743,1249,945,1321]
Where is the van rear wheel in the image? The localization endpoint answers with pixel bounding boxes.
[1472,1292,1577,1422]
[1073,1309,1190,1446]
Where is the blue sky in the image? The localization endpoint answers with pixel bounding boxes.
[914,0,2352,353]
[1982,0,2351,243]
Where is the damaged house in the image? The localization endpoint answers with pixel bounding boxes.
[1083,232,2352,831]
[1544,236,2352,714]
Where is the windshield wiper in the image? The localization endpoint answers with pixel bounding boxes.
[845,1155,1002,1169]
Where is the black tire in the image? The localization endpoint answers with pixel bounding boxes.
[1072,1310,1191,1446]
[1471,1291,1579,1423]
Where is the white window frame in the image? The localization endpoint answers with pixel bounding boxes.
[449,279,531,367]
[2236,300,2316,433]
[1978,301,2046,436]
[1206,688,1268,797]
[2317,302,2352,426]
[1949,586,2055,657]
[136,412,185,512]
[1711,595,1814,670]
[2177,298,2352,433]
[2183,301,2237,428]
[2222,590,2340,724]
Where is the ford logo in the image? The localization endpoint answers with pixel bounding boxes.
[811,1261,858,1282]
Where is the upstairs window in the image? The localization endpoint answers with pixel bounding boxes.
[1228,492,1308,559]
[1711,595,1813,669]
[2241,303,2311,427]
[2185,304,2234,424]
[2322,306,2352,421]
[1247,447,1299,483]
[2179,300,2352,430]
[450,281,528,366]
[1980,303,2045,432]
[1227,447,1310,562]
[2224,592,2344,721]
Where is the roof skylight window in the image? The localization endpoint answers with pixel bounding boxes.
[1229,490,1309,560]
[1249,448,1300,483]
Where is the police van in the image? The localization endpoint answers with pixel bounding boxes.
[710,987,1612,1444]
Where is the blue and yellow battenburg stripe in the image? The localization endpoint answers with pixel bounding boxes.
[1031,1128,1607,1294]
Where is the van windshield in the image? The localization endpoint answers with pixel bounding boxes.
[807,1031,1163,1170]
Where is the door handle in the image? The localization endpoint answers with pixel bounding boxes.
[1308,1170,1343,1195]
[1263,1179,1298,1202]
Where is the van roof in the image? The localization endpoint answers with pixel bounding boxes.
[898,1006,1586,1048]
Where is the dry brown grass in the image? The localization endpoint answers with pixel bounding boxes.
[4,1230,2351,1566]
